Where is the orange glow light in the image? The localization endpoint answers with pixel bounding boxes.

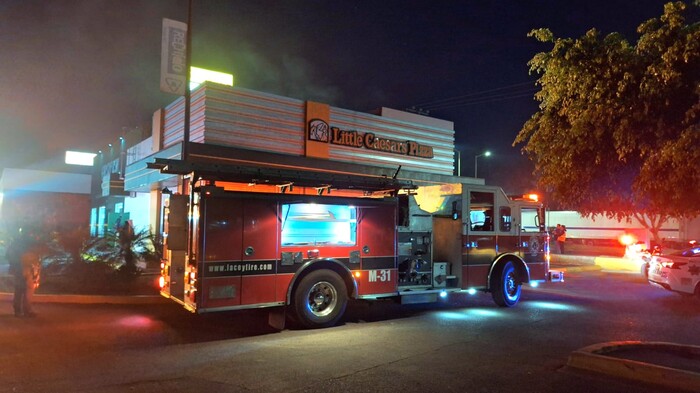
[618,233,637,246]
[526,193,539,202]
[354,271,361,278]
[158,276,166,288]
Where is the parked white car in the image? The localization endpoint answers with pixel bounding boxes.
[648,246,700,299]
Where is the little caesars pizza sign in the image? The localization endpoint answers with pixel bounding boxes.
[308,119,434,159]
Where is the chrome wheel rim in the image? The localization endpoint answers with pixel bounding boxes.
[505,270,518,301]
[307,281,337,317]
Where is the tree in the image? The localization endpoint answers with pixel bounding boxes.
[514,1,700,243]
[82,224,161,277]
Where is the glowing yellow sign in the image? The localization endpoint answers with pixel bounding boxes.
[190,66,234,90]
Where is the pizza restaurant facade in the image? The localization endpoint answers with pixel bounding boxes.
[101,82,463,235]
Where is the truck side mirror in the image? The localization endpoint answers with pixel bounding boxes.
[451,201,460,220]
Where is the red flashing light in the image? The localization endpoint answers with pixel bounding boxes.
[618,234,637,246]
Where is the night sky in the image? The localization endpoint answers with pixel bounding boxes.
[0,0,686,193]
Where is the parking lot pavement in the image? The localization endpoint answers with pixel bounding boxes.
[552,253,645,273]
[3,263,699,392]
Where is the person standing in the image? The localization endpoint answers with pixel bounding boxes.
[557,225,567,255]
[551,224,563,253]
[7,230,42,318]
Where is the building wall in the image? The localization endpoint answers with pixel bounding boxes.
[200,86,306,156]
[153,84,455,176]
[0,168,91,195]
[1,190,90,233]
[0,168,91,234]
[120,84,459,242]
[328,106,454,174]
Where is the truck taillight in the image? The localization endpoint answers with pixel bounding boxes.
[184,266,197,299]
[159,259,169,290]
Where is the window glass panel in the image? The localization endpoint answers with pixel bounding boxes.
[281,203,357,246]
[521,208,540,232]
[499,206,512,232]
[90,208,97,237]
[469,191,494,231]
[97,206,106,237]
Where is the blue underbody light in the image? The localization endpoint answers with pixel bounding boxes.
[530,281,540,288]
[527,301,579,312]
[439,290,448,298]
[466,288,477,295]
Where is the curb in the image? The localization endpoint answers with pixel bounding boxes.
[0,292,167,305]
[567,341,700,392]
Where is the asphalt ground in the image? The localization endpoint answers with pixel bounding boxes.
[2,256,699,392]
[553,254,700,391]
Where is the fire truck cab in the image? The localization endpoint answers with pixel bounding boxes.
[155,142,562,329]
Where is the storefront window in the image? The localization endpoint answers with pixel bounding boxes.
[97,206,106,237]
[90,208,97,237]
[281,203,357,246]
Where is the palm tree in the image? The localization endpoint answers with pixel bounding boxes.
[83,223,160,277]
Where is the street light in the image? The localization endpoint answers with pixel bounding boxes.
[474,150,491,178]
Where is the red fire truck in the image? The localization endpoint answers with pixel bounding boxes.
[153,143,563,329]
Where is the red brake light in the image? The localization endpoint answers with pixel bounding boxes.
[618,234,637,246]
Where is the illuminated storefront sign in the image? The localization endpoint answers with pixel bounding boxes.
[308,119,434,159]
[65,151,97,166]
[190,66,234,90]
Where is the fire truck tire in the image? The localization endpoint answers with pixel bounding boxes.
[292,270,348,329]
[491,261,521,307]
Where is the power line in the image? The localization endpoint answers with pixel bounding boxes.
[409,81,537,112]
[414,81,535,107]
[423,91,536,111]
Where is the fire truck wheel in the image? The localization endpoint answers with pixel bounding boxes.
[491,261,521,307]
[292,270,348,329]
